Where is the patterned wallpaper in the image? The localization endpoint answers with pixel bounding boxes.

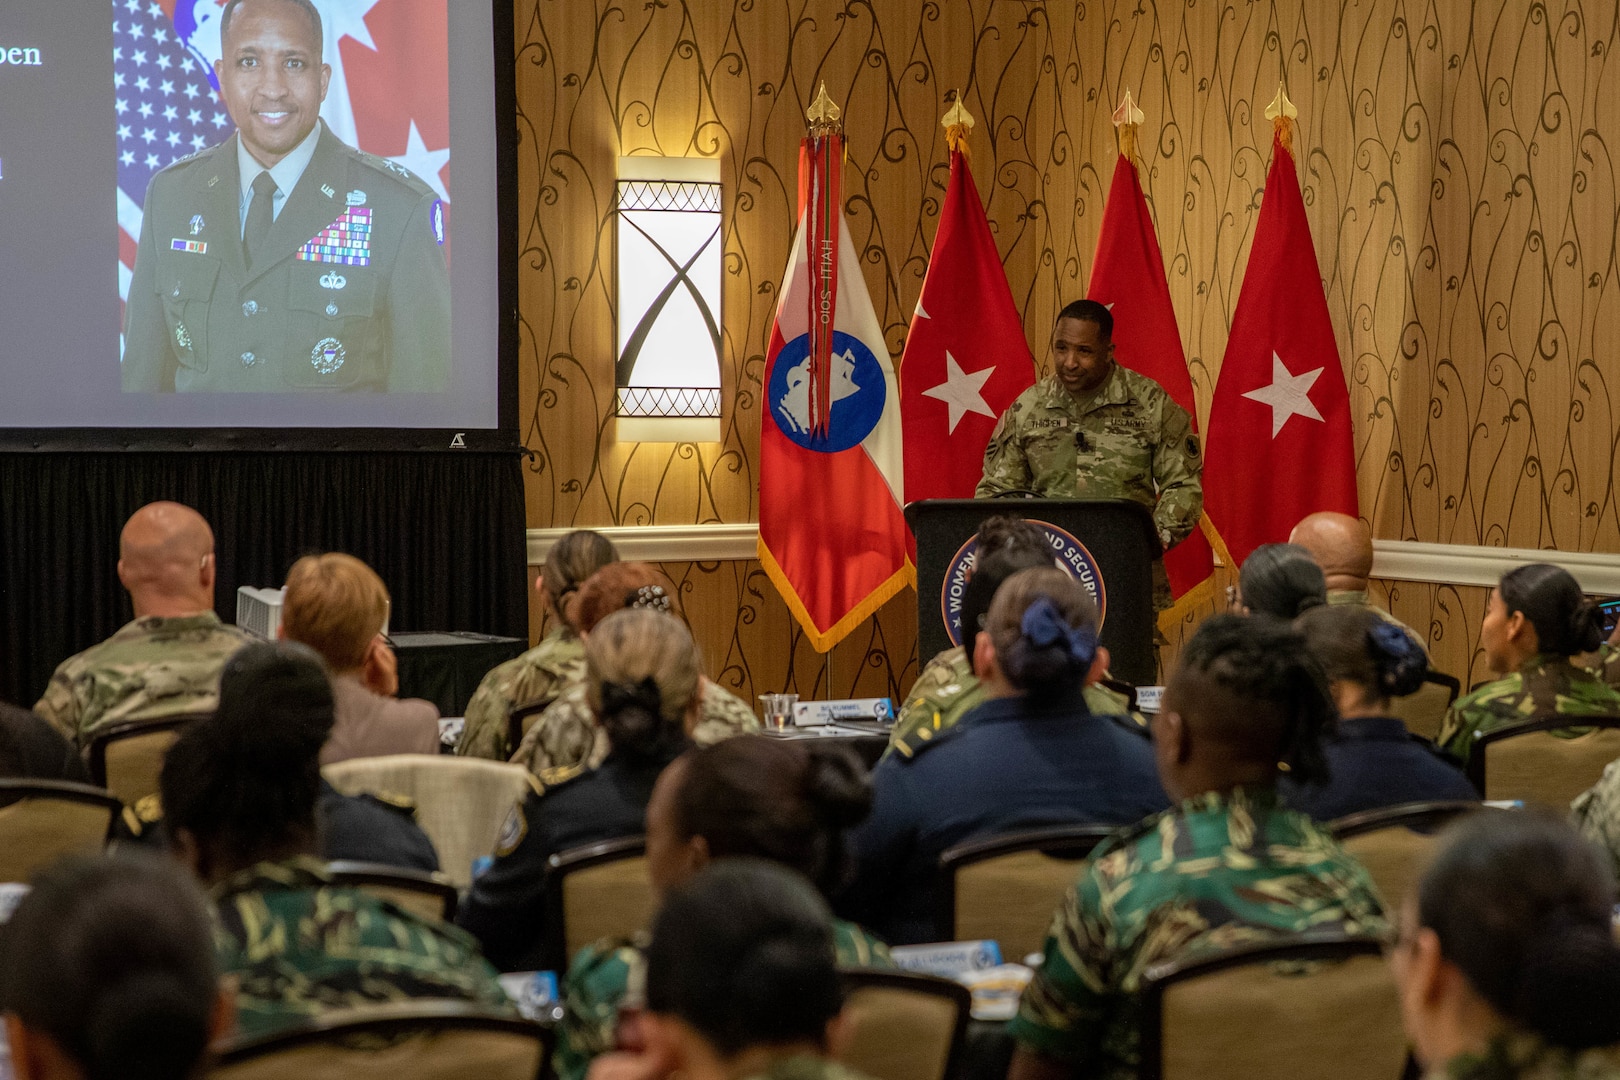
[514,0,1620,697]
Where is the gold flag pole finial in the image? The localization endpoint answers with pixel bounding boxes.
[807,81,842,136]
[1111,90,1145,162]
[1264,83,1297,156]
[941,89,976,158]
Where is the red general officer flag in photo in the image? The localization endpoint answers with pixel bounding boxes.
[758,211,912,653]
[900,150,1035,504]
[1087,149,1215,601]
[1204,129,1358,568]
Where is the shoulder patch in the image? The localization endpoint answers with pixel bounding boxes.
[897,720,967,762]
[1185,433,1201,459]
[495,803,527,857]
[430,199,445,245]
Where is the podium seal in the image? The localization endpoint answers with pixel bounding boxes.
[940,519,1106,648]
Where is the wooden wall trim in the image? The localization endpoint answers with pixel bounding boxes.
[527,524,758,564]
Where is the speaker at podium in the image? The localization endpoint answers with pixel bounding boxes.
[904,498,1161,686]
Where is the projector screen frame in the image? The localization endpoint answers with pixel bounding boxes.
[0,0,520,454]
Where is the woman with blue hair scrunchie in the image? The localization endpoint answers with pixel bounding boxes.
[839,567,1168,945]
[1283,604,1476,821]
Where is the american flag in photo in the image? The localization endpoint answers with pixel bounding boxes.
[115,0,451,334]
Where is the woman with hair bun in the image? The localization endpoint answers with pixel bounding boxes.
[1284,605,1476,821]
[1439,564,1620,764]
[459,608,702,973]
[1233,542,1327,619]
[1393,811,1620,1078]
[840,567,1168,945]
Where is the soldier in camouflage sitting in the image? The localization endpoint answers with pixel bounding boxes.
[35,501,249,746]
[509,562,758,777]
[1007,614,1388,1080]
[161,641,508,1037]
[1438,564,1620,765]
[458,529,619,760]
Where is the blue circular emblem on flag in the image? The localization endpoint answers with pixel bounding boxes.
[940,520,1107,648]
[768,331,886,453]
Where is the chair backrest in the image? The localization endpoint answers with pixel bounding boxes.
[937,825,1117,959]
[1329,801,1483,909]
[322,755,535,889]
[1388,670,1460,742]
[86,713,210,805]
[0,780,122,883]
[542,836,652,972]
[1138,933,1405,1080]
[209,1002,552,1080]
[1469,715,1620,809]
[837,968,971,1080]
[506,700,553,757]
[326,860,459,922]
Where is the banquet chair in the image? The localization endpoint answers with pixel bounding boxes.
[1388,670,1460,743]
[0,779,122,883]
[542,836,651,973]
[86,713,209,805]
[1329,801,1483,908]
[837,968,971,1080]
[326,860,459,922]
[1468,715,1620,809]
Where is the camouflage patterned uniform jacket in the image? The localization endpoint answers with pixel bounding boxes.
[1572,758,1620,879]
[1438,654,1620,764]
[34,612,250,745]
[457,625,585,761]
[886,646,1137,759]
[555,923,893,1080]
[1008,785,1389,1080]
[976,368,1203,608]
[212,856,510,1038]
[1431,1034,1620,1080]
[509,676,760,776]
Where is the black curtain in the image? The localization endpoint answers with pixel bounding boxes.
[0,451,528,707]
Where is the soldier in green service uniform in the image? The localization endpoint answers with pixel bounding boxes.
[977,299,1203,610]
[35,501,249,746]
[1007,614,1387,1080]
[122,0,450,393]
[1438,564,1620,765]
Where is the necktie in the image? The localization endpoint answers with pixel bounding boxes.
[243,171,278,270]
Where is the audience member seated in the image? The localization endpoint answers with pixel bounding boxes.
[1393,811,1620,1078]
[888,515,1134,760]
[34,501,248,746]
[460,530,619,761]
[161,641,506,1036]
[0,702,89,784]
[1439,564,1620,764]
[557,735,892,1080]
[1231,541,1326,619]
[0,853,231,1080]
[459,608,698,972]
[1282,605,1475,820]
[1572,756,1620,880]
[584,860,876,1080]
[1006,614,1388,1080]
[1289,510,1426,648]
[840,567,1169,945]
[278,552,439,765]
[510,562,758,776]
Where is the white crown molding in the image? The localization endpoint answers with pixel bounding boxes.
[527,523,759,564]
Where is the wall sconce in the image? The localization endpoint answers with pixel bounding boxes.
[615,157,723,443]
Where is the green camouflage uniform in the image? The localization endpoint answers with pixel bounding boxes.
[1431,1034,1620,1080]
[457,626,585,760]
[976,368,1203,609]
[1594,642,1620,692]
[509,676,760,776]
[33,612,250,746]
[555,922,892,1080]
[886,646,1139,760]
[1009,785,1388,1080]
[1438,654,1620,765]
[212,856,510,1039]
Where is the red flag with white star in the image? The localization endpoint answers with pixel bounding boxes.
[1204,125,1358,567]
[899,149,1036,506]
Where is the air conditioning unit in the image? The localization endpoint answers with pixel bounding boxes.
[236,586,286,640]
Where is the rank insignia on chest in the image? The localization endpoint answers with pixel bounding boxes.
[170,239,207,254]
[296,207,373,266]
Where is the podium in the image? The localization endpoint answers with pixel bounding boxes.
[904,498,1160,686]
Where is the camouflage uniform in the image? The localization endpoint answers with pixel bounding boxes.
[1593,642,1620,692]
[1326,589,1429,658]
[555,923,893,1080]
[1437,654,1620,765]
[33,613,250,746]
[212,856,510,1039]
[1431,1034,1620,1080]
[976,368,1203,609]
[1572,758,1620,879]
[457,626,585,760]
[886,646,1139,760]
[1009,785,1388,1080]
[509,676,760,776]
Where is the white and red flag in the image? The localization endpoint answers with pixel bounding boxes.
[899,99,1035,507]
[1204,89,1358,568]
[759,86,912,653]
[1086,94,1216,604]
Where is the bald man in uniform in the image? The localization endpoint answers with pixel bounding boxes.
[1289,511,1425,652]
[35,502,250,746]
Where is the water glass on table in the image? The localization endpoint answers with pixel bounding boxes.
[759,692,799,731]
